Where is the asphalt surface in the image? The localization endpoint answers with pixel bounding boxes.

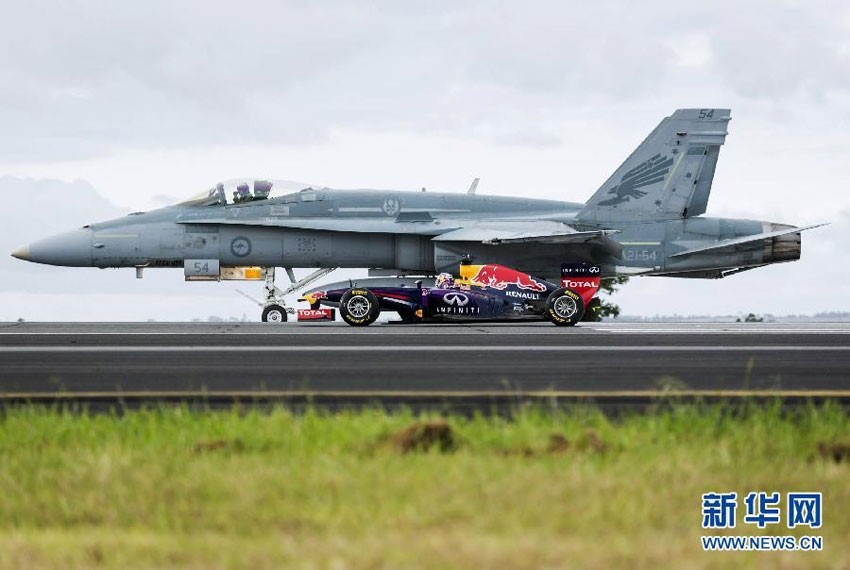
[1,322,848,408]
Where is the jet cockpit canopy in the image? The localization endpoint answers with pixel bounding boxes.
[176,184,226,207]
[175,180,275,207]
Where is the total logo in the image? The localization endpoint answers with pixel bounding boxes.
[296,308,335,321]
[563,280,598,289]
[300,310,328,318]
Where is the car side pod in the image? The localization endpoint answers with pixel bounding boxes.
[545,288,585,326]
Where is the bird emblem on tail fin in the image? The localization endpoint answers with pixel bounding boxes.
[597,153,673,207]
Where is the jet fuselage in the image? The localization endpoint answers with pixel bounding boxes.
[13,188,801,281]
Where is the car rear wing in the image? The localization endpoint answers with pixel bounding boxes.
[561,263,601,304]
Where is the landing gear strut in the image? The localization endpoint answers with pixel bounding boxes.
[239,267,337,323]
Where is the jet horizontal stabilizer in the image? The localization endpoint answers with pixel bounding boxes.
[613,266,656,275]
[431,223,618,245]
[480,229,619,245]
[670,223,827,257]
[654,265,768,279]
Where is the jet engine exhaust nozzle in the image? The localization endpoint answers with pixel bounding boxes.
[764,223,802,264]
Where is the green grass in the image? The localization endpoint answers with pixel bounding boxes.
[0,403,847,569]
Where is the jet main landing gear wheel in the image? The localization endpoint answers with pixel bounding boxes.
[545,288,585,326]
[339,288,380,326]
[262,304,288,323]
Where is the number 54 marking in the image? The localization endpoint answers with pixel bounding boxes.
[698,109,715,119]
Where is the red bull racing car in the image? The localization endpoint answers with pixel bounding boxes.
[299,263,601,326]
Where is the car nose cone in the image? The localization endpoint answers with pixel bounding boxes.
[11,228,93,266]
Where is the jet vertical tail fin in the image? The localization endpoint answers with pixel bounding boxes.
[576,109,731,224]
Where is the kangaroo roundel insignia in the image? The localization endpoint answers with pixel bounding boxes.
[230,236,252,258]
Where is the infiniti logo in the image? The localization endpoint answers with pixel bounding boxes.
[443,292,469,306]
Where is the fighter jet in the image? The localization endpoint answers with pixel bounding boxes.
[11,108,823,321]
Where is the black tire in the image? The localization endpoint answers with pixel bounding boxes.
[545,288,585,326]
[262,304,288,323]
[339,288,381,326]
[581,297,602,322]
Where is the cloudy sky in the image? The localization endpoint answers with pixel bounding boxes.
[1,1,848,321]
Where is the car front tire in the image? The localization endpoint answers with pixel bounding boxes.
[339,289,381,326]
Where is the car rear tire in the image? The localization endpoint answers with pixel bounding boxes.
[262,304,288,323]
[339,289,381,326]
[545,288,585,326]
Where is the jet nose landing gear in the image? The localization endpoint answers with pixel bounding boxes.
[240,267,337,323]
[261,304,288,323]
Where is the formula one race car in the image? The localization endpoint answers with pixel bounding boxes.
[299,263,601,326]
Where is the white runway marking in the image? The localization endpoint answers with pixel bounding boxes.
[2,329,850,336]
[591,324,850,334]
[1,345,849,353]
[2,323,850,336]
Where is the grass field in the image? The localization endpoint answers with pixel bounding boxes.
[0,402,847,569]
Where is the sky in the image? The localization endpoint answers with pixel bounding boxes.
[1,0,849,321]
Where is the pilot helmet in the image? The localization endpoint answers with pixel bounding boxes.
[435,273,455,288]
[253,180,273,199]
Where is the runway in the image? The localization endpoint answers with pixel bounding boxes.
[1,321,849,409]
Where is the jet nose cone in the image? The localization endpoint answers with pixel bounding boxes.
[11,245,30,260]
[19,228,93,267]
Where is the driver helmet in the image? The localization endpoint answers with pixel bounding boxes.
[435,273,455,288]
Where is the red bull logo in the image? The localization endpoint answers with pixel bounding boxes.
[471,264,548,292]
[301,291,327,306]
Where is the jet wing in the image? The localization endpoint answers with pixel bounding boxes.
[670,223,827,257]
[431,222,619,245]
